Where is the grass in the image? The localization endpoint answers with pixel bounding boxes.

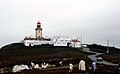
[87,44,120,54]
[87,44,120,64]
[0,43,119,74]
[100,53,120,64]
[0,43,91,67]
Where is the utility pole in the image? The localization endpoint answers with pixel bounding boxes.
[106,40,109,53]
[113,43,114,47]
[81,35,82,47]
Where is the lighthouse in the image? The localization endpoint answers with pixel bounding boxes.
[35,21,43,39]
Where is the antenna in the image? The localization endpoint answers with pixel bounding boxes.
[113,43,114,47]
[81,35,82,47]
[106,40,109,53]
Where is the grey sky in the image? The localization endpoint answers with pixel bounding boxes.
[0,0,120,48]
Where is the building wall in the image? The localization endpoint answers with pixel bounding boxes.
[74,42,81,48]
[24,40,53,46]
[23,37,81,48]
[54,41,68,46]
[36,30,42,38]
[34,40,53,45]
[24,40,34,46]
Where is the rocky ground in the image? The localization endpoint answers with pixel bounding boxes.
[2,64,119,74]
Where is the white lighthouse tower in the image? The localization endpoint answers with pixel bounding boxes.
[35,21,43,39]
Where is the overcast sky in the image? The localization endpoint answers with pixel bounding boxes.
[0,0,120,48]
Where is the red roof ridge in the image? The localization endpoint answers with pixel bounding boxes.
[37,21,41,24]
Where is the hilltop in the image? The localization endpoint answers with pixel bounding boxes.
[87,44,120,64]
[87,44,120,53]
[0,43,119,74]
[0,43,90,67]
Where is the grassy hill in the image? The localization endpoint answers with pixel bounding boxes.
[87,44,120,64]
[87,44,120,54]
[0,43,91,67]
[0,43,119,74]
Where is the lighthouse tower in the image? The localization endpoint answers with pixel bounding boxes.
[35,21,43,39]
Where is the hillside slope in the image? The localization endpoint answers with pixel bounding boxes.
[0,43,90,67]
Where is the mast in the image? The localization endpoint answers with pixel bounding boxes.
[106,40,109,53]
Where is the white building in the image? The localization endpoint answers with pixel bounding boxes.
[52,36,71,47]
[22,21,81,48]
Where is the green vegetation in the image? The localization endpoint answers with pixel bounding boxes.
[0,43,119,74]
[100,54,120,64]
[87,44,120,54]
[0,43,91,67]
[87,44,120,64]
